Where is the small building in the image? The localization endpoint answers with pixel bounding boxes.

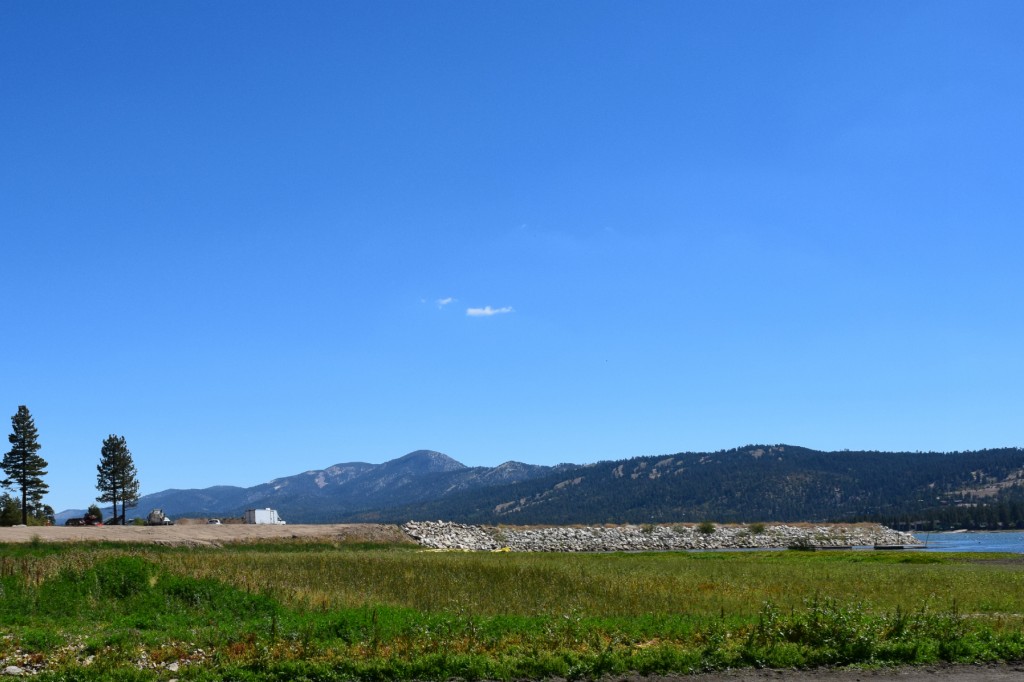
[244,508,286,525]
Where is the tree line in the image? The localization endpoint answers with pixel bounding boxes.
[859,493,1024,531]
[1,405,140,526]
[344,445,1024,528]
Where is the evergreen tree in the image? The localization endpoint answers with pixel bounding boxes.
[1,405,48,525]
[35,503,55,526]
[0,492,21,526]
[96,434,140,523]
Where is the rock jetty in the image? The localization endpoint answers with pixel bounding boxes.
[401,521,921,552]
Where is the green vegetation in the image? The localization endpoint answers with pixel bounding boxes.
[1,542,1023,680]
[96,434,141,524]
[867,495,1024,532]
[1,405,50,525]
[0,492,23,525]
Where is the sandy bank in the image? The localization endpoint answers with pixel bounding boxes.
[0,523,411,546]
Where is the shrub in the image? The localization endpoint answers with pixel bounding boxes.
[92,556,153,599]
[748,522,766,535]
[697,521,716,535]
[0,494,21,526]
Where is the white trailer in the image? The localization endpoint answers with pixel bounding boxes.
[244,508,286,525]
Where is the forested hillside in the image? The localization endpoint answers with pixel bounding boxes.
[70,444,1024,529]
[348,445,1024,527]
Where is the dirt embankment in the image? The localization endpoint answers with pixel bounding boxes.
[1,522,920,550]
[0,523,412,546]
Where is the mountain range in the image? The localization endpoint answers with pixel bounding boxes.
[56,450,566,524]
[56,445,1024,528]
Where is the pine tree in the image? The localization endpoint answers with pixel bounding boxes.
[1,405,48,525]
[96,434,140,523]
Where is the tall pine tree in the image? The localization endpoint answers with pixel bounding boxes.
[1,405,48,525]
[96,434,140,523]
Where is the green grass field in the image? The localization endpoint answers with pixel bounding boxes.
[1,541,1023,680]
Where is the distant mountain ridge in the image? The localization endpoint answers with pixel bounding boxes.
[373,445,1024,526]
[56,450,561,524]
[56,445,1024,527]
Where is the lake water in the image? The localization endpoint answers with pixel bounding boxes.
[911,531,1024,553]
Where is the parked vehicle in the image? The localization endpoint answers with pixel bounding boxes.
[146,509,174,526]
[243,508,286,525]
[64,512,102,527]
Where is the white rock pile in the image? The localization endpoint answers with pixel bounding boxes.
[401,521,921,552]
[402,521,502,550]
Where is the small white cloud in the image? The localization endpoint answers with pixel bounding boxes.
[466,305,514,317]
[437,297,454,308]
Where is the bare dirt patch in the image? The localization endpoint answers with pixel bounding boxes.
[0,523,413,547]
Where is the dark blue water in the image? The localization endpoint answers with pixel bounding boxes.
[912,531,1024,553]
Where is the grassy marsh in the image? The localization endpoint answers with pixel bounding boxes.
[0,542,1022,680]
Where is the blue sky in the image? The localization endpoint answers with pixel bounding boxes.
[2,2,1022,513]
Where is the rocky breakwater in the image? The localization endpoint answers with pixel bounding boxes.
[402,521,502,551]
[401,521,921,552]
